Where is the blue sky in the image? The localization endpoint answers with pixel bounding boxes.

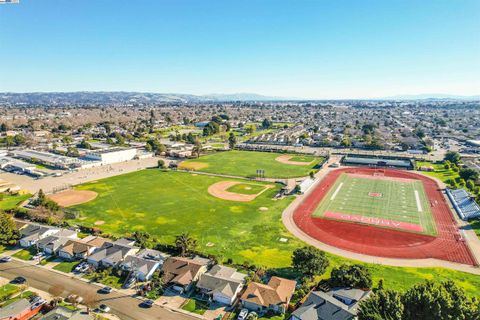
[0,0,479,98]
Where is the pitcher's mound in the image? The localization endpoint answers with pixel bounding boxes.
[48,190,98,207]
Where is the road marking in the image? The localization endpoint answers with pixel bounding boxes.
[330,182,344,200]
[414,190,422,212]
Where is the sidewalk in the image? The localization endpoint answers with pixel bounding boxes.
[0,252,208,319]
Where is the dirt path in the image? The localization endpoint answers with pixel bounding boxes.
[281,157,480,275]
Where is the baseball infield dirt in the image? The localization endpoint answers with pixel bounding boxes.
[208,181,273,202]
[48,190,98,207]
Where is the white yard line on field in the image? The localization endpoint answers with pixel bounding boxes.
[414,190,422,212]
[330,182,344,201]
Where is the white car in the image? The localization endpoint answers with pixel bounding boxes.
[0,256,12,263]
[31,299,47,309]
[31,252,46,261]
[99,304,111,313]
[237,309,249,320]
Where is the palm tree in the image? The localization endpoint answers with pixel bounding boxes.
[192,139,202,158]
[175,233,197,256]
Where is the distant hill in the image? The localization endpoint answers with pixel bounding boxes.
[383,94,480,101]
[0,91,292,105]
[1,91,478,105]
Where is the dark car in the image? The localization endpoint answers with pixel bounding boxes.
[11,276,26,284]
[141,299,154,308]
[99,286,113,294]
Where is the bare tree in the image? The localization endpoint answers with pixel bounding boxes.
[48,285,65,307]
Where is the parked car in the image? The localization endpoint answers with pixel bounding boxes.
[74,262,90,273]
[0,256,12,263]
[31,298,47,309]
[31,252,46,261]
[123,276,136,289]
[237,309,249,320]
[98,304,111,313]
[11,276,26,284]
[99,286,112,294]
[141,299,154,308]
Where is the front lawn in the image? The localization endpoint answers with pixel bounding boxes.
[182,299,208,315]
[53,260,80,273]
[12,248,36,261]
[83,270,126,289]
[0,284,22,302]
[1,291,35,307]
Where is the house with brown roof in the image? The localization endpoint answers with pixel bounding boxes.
[58,236,108,260]
[160,256,211,293]
[240,276,296,315]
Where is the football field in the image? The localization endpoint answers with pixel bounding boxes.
[312,172,437,236]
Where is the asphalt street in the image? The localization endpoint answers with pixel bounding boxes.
[0,259,197,320]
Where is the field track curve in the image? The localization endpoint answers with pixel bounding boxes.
[283,166,479,272]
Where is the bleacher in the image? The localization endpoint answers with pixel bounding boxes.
[446,188,480,220]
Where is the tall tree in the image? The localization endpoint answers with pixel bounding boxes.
[444,151,460,164]
[402,280,473,320]
[192,139,202,158]
[358,289,404,320]
[228,132,237,149]
[330,264,372,289]
[291,246,329,278]
[175,233,197,256]
[459,168,479,182]
[0,212,19,245]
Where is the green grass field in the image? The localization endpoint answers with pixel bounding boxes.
[416,161,459,182]
[289,156,314,163]
[180,151,323,178]
[73,170,297,266]
[68,169,480,297]
[226,183,267,195]
[312,173,437,236]
[0,193,31,210]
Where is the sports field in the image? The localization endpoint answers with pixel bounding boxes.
[68,168,480,297]
[72,170,297,266]
[179,150,323,178]
[312,173,437,235]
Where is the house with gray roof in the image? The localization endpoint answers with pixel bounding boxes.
[120,255,162,281]
[37,236,70,255]
[87,239,139,267]
[196,265,247,305]
[18,224,60,248]
[290,288,371,320]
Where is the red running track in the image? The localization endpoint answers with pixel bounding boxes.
[293,168,476,266]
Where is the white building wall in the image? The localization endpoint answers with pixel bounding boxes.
[85,148,137,165]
